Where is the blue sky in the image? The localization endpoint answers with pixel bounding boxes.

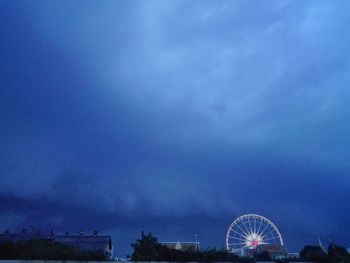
[1,0,350,256]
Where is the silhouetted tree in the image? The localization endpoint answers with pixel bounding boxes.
[328,243,350,262]
[255,250,272,261]
[299,245,328,262]
[130,231,162,261]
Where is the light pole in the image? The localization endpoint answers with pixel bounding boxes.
[193,232,199,252]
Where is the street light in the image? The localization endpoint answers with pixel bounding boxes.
[193,232,199,252]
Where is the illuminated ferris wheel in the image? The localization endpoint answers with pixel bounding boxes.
[226,214,283,254]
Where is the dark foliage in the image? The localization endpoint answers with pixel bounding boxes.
[299,243,350,262]
[328,243,350,262]
[254,250,272,261]
[0,238,106,260]
[130,231,162,261]
[299,245,329,262]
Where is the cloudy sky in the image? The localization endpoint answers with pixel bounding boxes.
[1,0,350,256]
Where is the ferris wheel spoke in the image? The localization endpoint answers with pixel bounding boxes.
[257,221,270,236]
[239,219,250,234]
[231,230,248,240]
[232,226,247,238]
[256,217,263,236]
[233,243,250,250]
[228,242,246,246]
[241,219,253,236]
[261,236,279,242]
[228,235,247,242]
[241,243,253,249]
[261,229,277,240]
[234,222,250,237]
[247,217,253,234]
[253,216,257,234]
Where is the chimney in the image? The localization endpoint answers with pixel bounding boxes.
[93,230,98,236]
[79,231,84,236]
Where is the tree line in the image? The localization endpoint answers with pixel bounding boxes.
[130,231,350,262]
[299,243,350,262]
[130,231,268,262]
[1,231,349,262]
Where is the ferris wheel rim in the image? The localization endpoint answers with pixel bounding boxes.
[225,214,284,252]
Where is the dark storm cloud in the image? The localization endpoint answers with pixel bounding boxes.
[1,0,350,255]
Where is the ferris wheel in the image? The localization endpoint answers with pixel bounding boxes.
[226,214,283,254]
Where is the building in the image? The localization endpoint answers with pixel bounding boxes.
[161,241,200,252]
[0,232,113,258]
[256,244,286,258]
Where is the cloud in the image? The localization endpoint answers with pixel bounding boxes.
[1,0,350,255]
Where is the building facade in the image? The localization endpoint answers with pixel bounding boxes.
[161,241,200,252]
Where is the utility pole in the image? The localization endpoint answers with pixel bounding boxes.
[193,232,199,252]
